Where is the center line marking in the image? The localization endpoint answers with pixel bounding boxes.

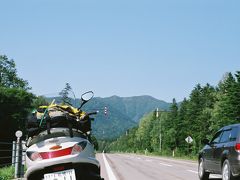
[159,162,172,167]
[102,153,117,180]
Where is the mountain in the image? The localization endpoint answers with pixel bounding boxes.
[44,95,171,139]
[96,95,170,122]
[83,95,171,139]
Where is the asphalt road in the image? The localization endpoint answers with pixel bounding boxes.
[96,153,222,180]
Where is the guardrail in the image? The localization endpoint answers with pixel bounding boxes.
[0,140,26,178]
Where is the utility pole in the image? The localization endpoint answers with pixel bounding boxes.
[156,108,162,152]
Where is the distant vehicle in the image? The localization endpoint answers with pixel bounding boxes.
[25,91,103,180]
[198,124,240,180]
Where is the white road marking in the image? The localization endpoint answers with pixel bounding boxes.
[210,174,222,178]
[159,162,173,167]
[187,170,221,179]
[187,170,198,174]
[145,159,153,162]
[102,153,118,180]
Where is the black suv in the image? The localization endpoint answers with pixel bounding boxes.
[198,124,240,180]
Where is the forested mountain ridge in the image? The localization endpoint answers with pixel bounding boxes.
[92,95,170,121]
[110,72,240,156]
[82,95,171,139]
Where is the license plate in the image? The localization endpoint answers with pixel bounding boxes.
[44,169,76,180]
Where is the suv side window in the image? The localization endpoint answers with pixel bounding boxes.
[229,127,238,141]
[220,130,231,143]
[211,131,222,144]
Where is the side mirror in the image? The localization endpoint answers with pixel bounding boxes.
[202,138,210,145]
[81,91,94,101]
[78,91,94,109]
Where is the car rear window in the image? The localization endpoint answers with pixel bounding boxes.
[220,130,231,143]
[219,127,238,143]
[229,127,238,141]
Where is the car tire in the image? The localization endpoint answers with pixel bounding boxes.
[222,159,235,180]
[198,158,210,180]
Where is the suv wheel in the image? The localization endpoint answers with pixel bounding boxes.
[222,159,234,180]
[198,158,209,180]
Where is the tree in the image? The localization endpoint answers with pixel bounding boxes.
[0,55,34,166]
[161,99,178,151]
[211,72,240,132]
[0,55,29,90]
[59,83,72,105]
[0,87,34,141]
[177,98,190,153]
[135,113,154,151]
[32,96,49,108]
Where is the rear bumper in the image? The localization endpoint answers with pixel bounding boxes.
[231,162,240,176]
[26,162,103,180]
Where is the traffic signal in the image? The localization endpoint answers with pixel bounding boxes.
[104,106,107,115]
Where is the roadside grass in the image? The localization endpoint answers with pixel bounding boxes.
[0,166,14,180]
[148,151,198,161]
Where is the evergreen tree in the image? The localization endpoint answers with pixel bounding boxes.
[177,98,189,154]
[59,83,72,105]
[211,72,240,132]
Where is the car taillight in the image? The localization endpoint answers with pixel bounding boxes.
[27,141,87,161]
[235,143,240,151]
[40,147,72,159]
[71,141,87,155]
[27,151,43,161]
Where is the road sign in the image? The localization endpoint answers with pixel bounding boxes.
[185,136,193,144]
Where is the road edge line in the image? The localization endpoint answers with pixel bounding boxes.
[187,170,198,174]
[102,153,117,180]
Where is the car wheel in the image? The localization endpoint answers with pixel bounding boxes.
[222,159,235,180]
[198,158,210,180]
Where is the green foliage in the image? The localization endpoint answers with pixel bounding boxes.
[0,86,34,140]
[0,55,29,90]
[210,72,240,132]
[0,55,34,141]
[0,166,14,180]
[109,71,240,157]
[32,96,49,108]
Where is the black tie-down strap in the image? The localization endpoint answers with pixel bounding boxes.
[45,113,76,138]
[65,114,74,138]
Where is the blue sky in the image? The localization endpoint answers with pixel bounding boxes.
[0,0,240,102]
